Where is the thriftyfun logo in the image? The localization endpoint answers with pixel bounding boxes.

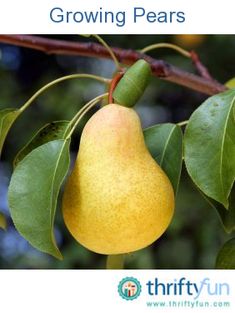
[146,277,230,300]
[118,277,142,300]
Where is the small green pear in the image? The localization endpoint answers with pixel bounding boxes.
[62,103,174,254]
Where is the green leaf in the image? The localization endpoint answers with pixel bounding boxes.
[0,108,20,156]
[215,186,235,233]
[8,139,71,259]
[215,238,235,269]
[201,185,235,233]
[184,89,235,208]
[225,78,235,89]
[0,212,7,230]
[144,123,183,194]
[14,121,70,167]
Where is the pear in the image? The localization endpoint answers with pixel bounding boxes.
[62,103,174,255]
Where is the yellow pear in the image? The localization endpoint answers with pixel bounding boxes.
[62,103,174,254]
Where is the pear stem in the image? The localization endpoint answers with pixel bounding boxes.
[108,71,125,103]
[106,254,125,269]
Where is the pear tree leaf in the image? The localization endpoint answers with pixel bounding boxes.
[0,108,20,156]
[8,139,71,259]
[225,77,235,89]
[14,121,70,167]
[209,187,235,234]
[144,123,183,194]
[184,89,235,208]
[0,212,7,230]
[215,238,235,269]
[200,185,235,233]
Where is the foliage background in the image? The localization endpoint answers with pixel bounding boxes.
[0,35,234,269]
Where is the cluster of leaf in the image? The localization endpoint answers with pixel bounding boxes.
[0,87,234,268]
[145,89,235,268]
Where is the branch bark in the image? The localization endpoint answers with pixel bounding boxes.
[0,35,226,96]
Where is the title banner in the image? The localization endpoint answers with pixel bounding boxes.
[0,0,234,34]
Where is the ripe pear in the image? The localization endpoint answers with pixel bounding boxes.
[62,104,174,255]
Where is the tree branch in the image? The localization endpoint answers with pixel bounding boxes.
[0,35,226,96]
[190,50,213,81]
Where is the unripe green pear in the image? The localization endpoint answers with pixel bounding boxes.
[62,104,174,254]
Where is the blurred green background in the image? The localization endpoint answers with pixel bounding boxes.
[0,35,234,269]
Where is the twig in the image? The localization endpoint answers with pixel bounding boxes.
[0,35,226,96]
[190,50,213,81]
